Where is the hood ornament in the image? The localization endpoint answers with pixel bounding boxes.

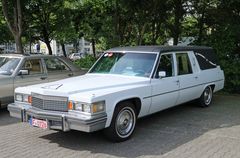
[41,84,63,90]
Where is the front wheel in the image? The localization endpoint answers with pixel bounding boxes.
[199,86,213,107]
[104,102,137,142]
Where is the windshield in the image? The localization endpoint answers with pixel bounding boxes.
[0,57,21,75]
[90,52,157,77]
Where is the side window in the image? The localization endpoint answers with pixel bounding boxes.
[44,58,70,72]
[22,59,43,75]
[194,51,218,70]
[176,53,192,75]
[157,54,174,77]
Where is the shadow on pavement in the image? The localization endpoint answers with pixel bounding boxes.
[0,108,19,126]
[40,95,240,158]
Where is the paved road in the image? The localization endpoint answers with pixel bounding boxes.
[0,95,240,158]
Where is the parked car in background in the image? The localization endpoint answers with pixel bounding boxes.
[69,53,84,61]
[8,46,224,142]
[0,54,85,108]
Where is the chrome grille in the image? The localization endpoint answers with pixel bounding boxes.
[31,93,68,112]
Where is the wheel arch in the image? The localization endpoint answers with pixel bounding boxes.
[210,84,215,92]
[203,84,215,92]
[115,97,142,117]
[104,97,141,142]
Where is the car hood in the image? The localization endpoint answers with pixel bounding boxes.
[16,74,150,98]
[0,74,11,79]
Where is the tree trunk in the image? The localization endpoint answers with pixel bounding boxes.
[173,32,179,45]
[137,24,146,45]
[14,35,23,54]
[41,25,53,55]
[74,39,79,53]
[2,0,24,54]
[113,0,120,47]
[61,43,67,57]
[173,16,181,45]
[91,38,96,58]
[197,11,205,45]
[151,20,162,45]
[151,21,156,45]
[173,0,183,45]
[45,40,52,55]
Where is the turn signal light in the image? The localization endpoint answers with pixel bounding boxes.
[68,101,73,110]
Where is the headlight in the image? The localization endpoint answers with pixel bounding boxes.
[15,93,31,103]
[23,94,29,102]
[15,94,23,102]
[92,102,105,113]
[82,104,91,113]
[69,101,105,114]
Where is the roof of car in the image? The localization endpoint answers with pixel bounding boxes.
[106,45,212,53]
[0,53,54,58]
[0,53,25,57]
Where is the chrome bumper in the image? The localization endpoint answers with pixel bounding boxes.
[8,103,107,132]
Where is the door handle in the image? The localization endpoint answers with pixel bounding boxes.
[40,76,47,80]
[194,76,198,79]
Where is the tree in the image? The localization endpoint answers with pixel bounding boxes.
[0,22,13,44]
[168,0,187,45]
[25,0,64,55]
[0,3,13,44]
[55,7,78,57]
[206,0,240,93]
[1,0,24,53]
[73,0,108,57]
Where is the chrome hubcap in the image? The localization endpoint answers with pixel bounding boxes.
[204,87,212,105]
[116,107,135,138]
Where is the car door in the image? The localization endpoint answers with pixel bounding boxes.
[0,57,21,106]
[14,58,48,88]
[175,51,202,104]
[44,57,73,82]
[149,53,180,114]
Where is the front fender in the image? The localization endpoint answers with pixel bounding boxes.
[103,86,151,127]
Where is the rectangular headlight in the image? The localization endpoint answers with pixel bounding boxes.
[92,102,105,113]
[15,94,23,102]
[15,93,31,103]
[23,94,29,102]
[82,104,91,113]
[74,102,91,113]
[71,101,105,114]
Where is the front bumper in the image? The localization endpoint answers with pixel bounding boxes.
[8,103,107,132]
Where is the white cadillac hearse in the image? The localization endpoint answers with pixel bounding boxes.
[8,46,224,142]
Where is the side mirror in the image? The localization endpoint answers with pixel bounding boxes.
[19,69,29,76]
[158,71,166,78]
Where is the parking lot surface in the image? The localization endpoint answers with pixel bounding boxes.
[0,95,240,158]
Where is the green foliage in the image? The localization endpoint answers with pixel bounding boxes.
[201,0,240,93]
[0,3,13,43]
[74,55,97,69]
[1,0,240,93]
[208,29,240,93]
[0,20,13,43]
[24,0,66,54]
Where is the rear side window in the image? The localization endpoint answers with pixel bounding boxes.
[44,58,70,72]
[176,53,193,75]
[194,49,218,70]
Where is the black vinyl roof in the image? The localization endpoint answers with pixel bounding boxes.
[106,45,212,53]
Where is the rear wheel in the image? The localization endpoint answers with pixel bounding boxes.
[199,86,213,107]
[104,102,136,142]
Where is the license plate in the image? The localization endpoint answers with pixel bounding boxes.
[29,118,48,129]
